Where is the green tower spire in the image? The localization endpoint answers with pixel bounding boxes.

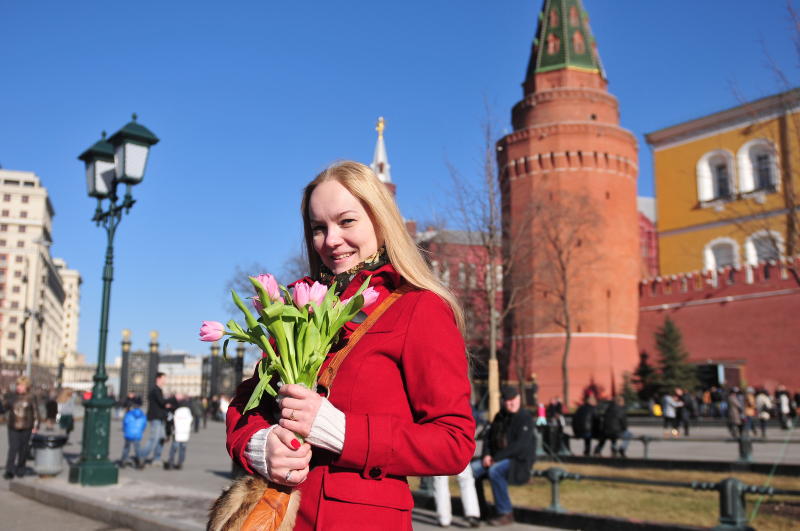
[525,0,605,80]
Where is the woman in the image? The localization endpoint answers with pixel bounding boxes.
[57,388,76,438]
[225,161,476,529]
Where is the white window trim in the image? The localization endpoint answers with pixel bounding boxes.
[737,138,778,194]
[703,236,740,271]
[697,149,736,203]
[744,229,784,265]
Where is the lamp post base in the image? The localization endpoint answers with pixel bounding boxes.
[69,460,118,486]
[69,393,118,486]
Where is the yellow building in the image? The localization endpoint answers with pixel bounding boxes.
[646,89,800,276]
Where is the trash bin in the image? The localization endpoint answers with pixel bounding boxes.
[31,432,68,476]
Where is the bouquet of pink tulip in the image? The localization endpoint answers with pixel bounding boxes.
[200,274,379,412]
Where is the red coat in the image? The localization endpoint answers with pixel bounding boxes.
[226,265,476,530]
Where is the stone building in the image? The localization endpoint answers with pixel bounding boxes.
[646,88,799,275]
[0,169,81,374]
[495,0,640,404]
[640,88,800,391]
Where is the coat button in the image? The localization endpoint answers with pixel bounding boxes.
[369,467,382,478]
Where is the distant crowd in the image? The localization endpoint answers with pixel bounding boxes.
[651,385,799,439]
[0,372,233,478]
[117,372,230,470]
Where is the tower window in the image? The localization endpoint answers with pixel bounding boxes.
[697,150,735,202]
[572,31,586,54]
[704,238,738,270]
[755,154,774,190]
[736,139,777,194]
[549,8,559,27]
[714,163,731,198]
[569,6,580,26]
[547,33,561,55]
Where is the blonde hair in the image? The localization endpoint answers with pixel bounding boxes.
[301,161,465,332]
[16,376,30,388]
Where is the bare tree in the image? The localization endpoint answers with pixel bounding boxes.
[429,113,534,419]
[529,191,600,408]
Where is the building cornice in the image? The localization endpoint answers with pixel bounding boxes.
[645,88,800,150]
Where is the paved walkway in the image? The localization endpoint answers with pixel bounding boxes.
[1,417,797,530]
[1,419,553,530]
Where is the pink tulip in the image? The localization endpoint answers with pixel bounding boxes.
[254,273,281,301]
[292,282,311,308]
[308,282,327,306]
[341,286,379,308]
[252,297,264,313]
[199,321,225,342]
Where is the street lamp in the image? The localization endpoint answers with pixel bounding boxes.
[69,114,158,486]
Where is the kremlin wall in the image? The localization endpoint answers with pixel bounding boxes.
[638,259,800,392]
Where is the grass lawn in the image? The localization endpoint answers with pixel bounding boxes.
[414,464,800,530]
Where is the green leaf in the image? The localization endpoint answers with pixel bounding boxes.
[222,338,231,359]
[232,289,260,330]
[244,376,270,412]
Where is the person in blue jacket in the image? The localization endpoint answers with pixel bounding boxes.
[121,396,147,468]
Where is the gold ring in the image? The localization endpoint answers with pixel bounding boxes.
[290,409,296,421]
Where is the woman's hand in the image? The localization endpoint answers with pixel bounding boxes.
[266,425,311,486]
[278,384,323,438]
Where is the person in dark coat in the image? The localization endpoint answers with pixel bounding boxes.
[138,372,172,466]
[4,376,39,479]
[593,396,631,457]
[571,394,597,456]
[471,385,536,526]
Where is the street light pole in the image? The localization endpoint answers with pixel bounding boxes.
[69,114,158,486]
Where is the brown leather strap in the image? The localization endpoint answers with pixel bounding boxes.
[318,284,413,393]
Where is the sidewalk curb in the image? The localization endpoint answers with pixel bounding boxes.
[10,478,204,531]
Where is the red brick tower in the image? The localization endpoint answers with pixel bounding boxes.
[497,0,639,406]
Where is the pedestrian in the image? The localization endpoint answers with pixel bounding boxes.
[44,392,58,430]
[662,390,682,437]
[138,372,172,466]
[219,161,475,530]
[744,387,758,437]
[165,394,193,470]
[210,395,220,422]
[433,464,480,528]
[755,389,772,438]
[190,396,203,433]
[593,395,631,457]
[572,394,597,456]
[776,385,792,430]
[726,387,744,437]
[4,376,39,479]
[218,394,229,420]
[56,388,76,439]
[201,396,209,428]
[675,388,694,437]
[120,396,146,468]
[471,385,536,526]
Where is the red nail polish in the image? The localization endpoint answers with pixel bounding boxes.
[291,439,301,450]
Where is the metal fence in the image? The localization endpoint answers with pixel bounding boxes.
[533,466,800,530]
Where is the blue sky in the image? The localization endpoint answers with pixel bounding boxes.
[1,1,797,362]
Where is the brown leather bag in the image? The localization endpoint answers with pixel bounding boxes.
[207,285,411,531]
[207,475,299,531]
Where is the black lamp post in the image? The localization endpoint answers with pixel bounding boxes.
[69,114,158,486]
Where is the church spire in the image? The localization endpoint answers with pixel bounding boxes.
[525,0,605,82]
[370,116,392,184]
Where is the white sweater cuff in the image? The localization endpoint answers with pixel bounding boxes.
[308,398,346,454]
[244,426,277,478]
